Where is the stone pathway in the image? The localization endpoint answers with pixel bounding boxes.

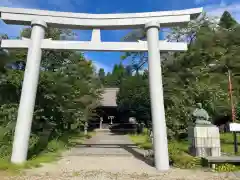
[4,132,240,179]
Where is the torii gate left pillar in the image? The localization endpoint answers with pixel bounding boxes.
[11,20,47,163]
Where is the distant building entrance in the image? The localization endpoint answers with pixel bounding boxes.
[89,88,135,131]
[89,88,119,129]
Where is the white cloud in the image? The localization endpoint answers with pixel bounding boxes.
[0,0,86,10]
[84,53,112,73]
[204,1,240,21]
[92,61,112,73]
[0,0,90,38]
[0,0,40,8]
[0,0,40,37]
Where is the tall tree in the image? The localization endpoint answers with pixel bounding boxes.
[19,28,76,71]
[98,68,105,83]
[117,12,240,138]
[219,11,238,29]
[104,64,129,87]
[0,26,103,158]
[117,74,151,126]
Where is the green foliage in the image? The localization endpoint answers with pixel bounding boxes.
[0,27,102,167]
[220,133,240,156]
[98,68,105,83]
[130,131,240,170]
[102,63,130,87]
[168,141,201,169]
[215,164,238,172]
[219,11,238,29]
[129,132,201,169]
[0,132,92,173]
[129,131,152,150]
[117,75,151,125]
[118,12,240,138]
[17,28,77,71]
[170,153,201,169]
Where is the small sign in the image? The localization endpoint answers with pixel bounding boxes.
[229,123,240,132]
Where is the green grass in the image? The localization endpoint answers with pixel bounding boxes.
[0,131,95,174]
[130,134,152,150]
[220,133,240,155]
[129,131,240,171]
[130,132,240,155]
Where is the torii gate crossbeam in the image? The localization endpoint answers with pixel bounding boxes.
[0,7,202,171]
[1,39,188,52]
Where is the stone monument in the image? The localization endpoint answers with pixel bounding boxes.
[99,117,103,129]
[188,103,221,157]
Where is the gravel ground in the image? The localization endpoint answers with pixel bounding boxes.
[1,132,239,180]
[2,168,239,180]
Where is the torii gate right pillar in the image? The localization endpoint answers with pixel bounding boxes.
[145,21,169,171]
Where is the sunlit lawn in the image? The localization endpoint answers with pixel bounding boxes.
[0,131,95,174]
[130,131,240,155]
[129,131,240,170]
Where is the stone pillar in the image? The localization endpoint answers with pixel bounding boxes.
[99,117,103,129]
[145,21,169,171]
[84,122,88,135]
[11,20,47,164]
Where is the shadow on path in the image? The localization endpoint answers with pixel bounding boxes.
[70,131,155,167]
[74,143,154,167]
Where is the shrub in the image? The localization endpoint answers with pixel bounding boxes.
[45,140,65,153]
[170,152,201,169]
[215,164,238,172]
[168,140,201,169]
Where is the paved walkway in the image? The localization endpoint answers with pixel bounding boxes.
[66,131,136,157]
[5,132,240,179]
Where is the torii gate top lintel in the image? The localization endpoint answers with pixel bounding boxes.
[0,7,203,29]
[0,7,203,52]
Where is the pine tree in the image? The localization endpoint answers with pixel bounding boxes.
[219,11,238,29]
[98,68,105,83]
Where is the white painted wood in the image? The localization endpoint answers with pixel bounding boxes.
[146,21,169,171]
[0,7,202,29]
[0,7,203,19]
[1,13,191,29]
[229,123,240,132]
[1,39,188,52]
[91,29,101,42]
[21,37,30,40]
[11,20,47,164]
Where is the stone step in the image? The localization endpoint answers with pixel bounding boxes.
[68,147,133,157]
[102,123,110,129]
[94,128,110,133]
[67,153,133,157]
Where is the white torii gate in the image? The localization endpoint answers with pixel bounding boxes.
[0,7,202,171]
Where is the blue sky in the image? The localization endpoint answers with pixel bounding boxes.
[0,0,240,73]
